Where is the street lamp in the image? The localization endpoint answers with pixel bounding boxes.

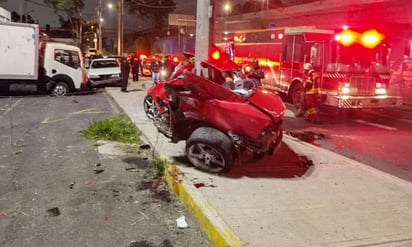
[224,2,231,15]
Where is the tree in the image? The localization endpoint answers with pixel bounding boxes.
[43,0,85,48]
[124,0,176,40]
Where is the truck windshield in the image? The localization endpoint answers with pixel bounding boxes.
[326,42,390,74]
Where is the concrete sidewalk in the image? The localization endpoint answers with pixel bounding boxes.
[106,79,412,247]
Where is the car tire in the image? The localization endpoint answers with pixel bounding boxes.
[186,127,235,173]
[50,82,69,96]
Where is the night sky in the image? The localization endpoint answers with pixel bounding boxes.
[0,0,200,29]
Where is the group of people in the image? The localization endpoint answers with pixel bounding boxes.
[149,55,176,86]
[117,53,141,93]
[119,52,321,123]
[233,59,322,124]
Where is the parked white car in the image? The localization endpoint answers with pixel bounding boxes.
[87,58,122,87]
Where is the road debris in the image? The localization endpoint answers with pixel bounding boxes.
[297,155,314,168]
[94,162,104,173]
[46,207,60,217]
[176,216,189,229]
[286,131,326,143]
[193,182,217,189]
[191,177,217,189]
[139,144,151,149]
[69,181,75,189]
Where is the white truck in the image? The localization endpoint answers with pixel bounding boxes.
[0,22,87,96]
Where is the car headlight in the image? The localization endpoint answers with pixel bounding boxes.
[375,82,387,95]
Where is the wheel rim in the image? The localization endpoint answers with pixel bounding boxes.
[187,143,226,173]
[54,84,67,96]
[154,103,173,138]
[143,96,155,119]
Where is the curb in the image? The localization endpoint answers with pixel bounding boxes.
[164,164,244,247]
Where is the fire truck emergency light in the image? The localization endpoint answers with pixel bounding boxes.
[335,29,384,48]
[335,30,357,46]
[360,30,384,48]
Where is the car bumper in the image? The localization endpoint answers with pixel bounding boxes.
[89,78,122,87]
[325,95,403,108]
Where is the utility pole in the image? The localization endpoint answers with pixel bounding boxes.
[195,0,211,75]
[210,0,217,47]
[98,0,102,54]
[117,0,124,56]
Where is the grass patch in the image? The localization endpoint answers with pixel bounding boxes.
[144,158,168,178]
[152,158,167,177]
[80,114,141,144]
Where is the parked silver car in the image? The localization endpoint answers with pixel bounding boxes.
[87,58,122,87]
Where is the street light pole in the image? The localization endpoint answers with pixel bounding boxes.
[98,0,103,54]
[117,0,124,56]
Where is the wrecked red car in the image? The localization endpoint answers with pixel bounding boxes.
[143,50,285,173]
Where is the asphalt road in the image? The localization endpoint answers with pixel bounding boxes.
[283,103,412,182]
[0,91,212,247]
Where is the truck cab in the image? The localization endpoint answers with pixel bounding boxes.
[0,22,86,96]
[43,42,87,96]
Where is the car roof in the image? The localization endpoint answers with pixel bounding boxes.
[91,58,117,62]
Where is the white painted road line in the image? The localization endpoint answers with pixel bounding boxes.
[354,119,397,130]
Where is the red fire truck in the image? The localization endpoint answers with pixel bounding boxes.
[220,26,403,109]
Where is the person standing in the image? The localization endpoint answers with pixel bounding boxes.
[296,63,321,123]
[161,56,174,80]
[247,59,264,86]
[150,56,161,86]
[131,55,139,82]
[118,57,130,92]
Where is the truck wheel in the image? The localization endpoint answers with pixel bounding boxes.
[186,127,235,173]
[291,83,304,108]
[51,82,69,96]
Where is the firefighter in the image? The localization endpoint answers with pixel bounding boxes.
[296,63,321,123]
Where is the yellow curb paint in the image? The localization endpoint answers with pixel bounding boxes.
[165,164,244,247]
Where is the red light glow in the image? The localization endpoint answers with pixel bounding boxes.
[277,33,284,40]
[360,30,383,48]
[335,30,357,46]
[212,50,220,60]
